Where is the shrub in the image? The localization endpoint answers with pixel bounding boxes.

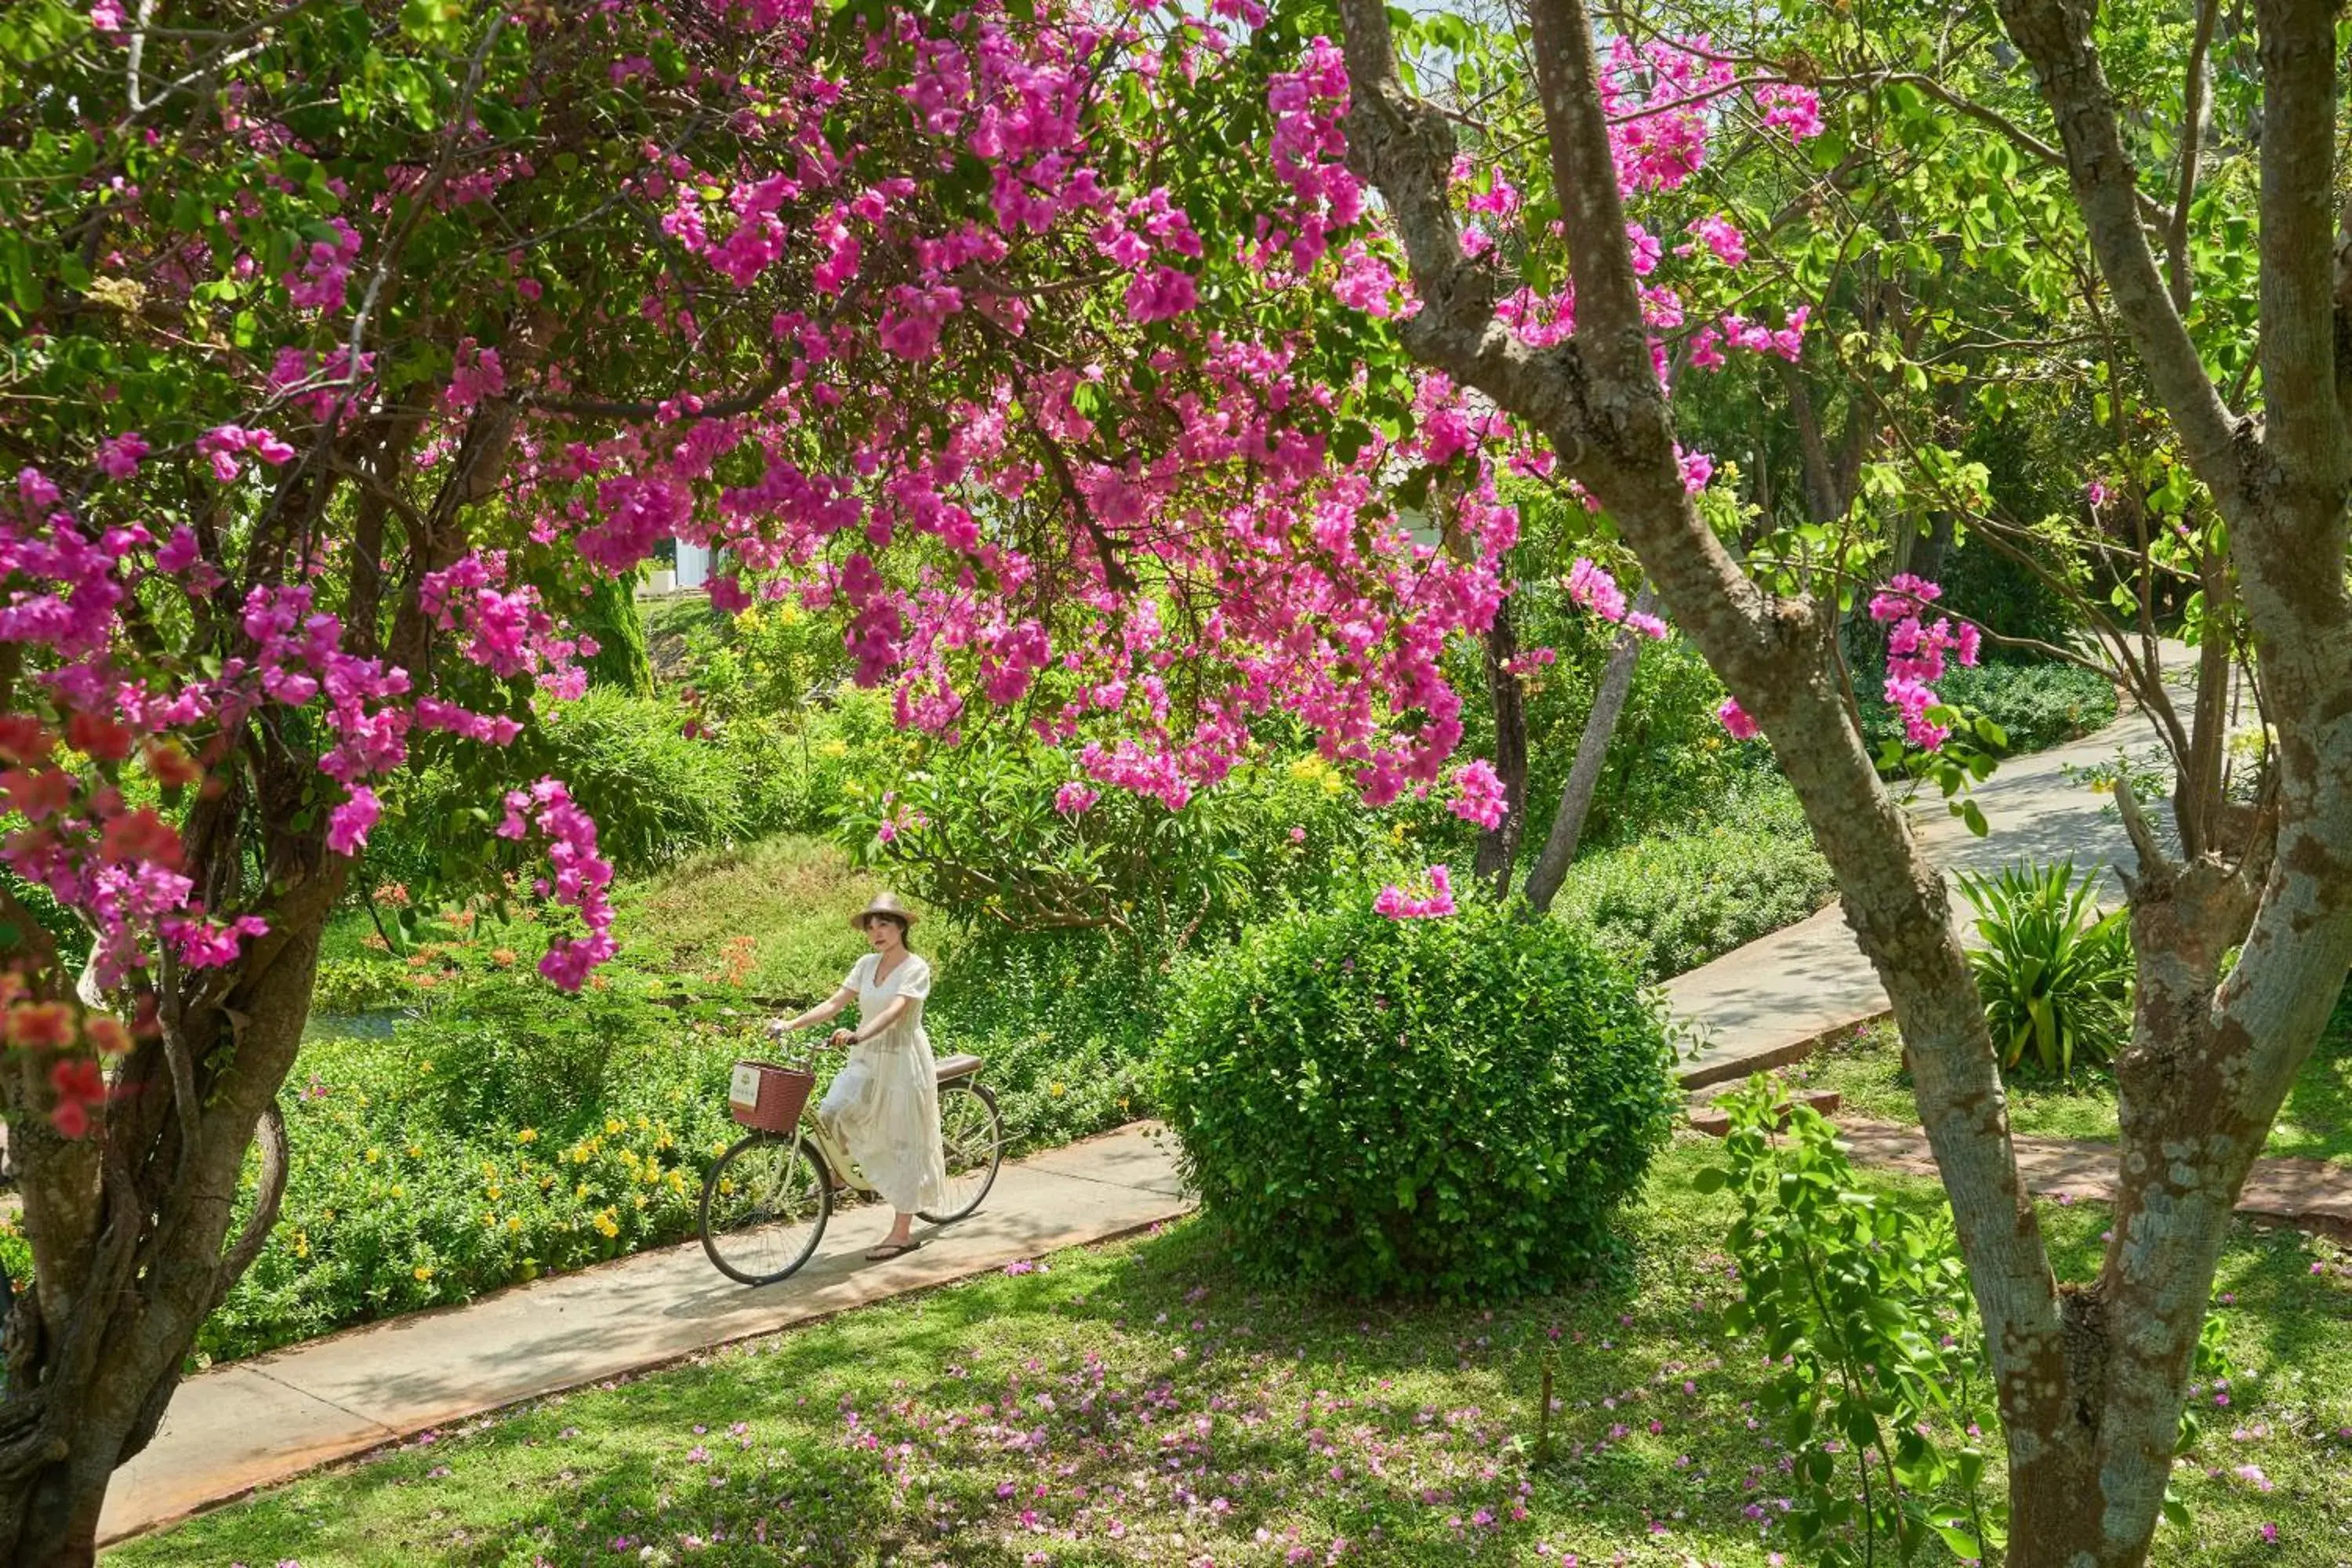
[1857,658,2117,759]
[208,994,752,1361]
[1958,859,2134,1079]
[1156,895,1677,1299]
[843,737,1388,944]
[1552,783,1835,982]
[535,688,756,873]
[365,688,761,893]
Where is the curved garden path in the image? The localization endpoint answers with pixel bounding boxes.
[1669,659,2185,1089]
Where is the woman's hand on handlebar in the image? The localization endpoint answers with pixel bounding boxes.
[828,1026,855,1050]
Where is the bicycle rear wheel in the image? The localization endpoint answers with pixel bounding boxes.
[700,1134,830,1285]
[918,1080,1004,1224]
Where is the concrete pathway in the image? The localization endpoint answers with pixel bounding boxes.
[97,1121,1191,1548]
[1669,669,2183,1089]
[1833,1119,2352,1243]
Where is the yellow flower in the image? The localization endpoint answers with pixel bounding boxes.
[293,1231,310,1259]
[1049,1081,1066,1099]
[390,1184,405,1200]
[405,1143,422,1160]
[413,1264,433,1282]
[593,1208,621,1239]
[575,1181,590,1200]
[487,1184,503,1201]
[817,739,850,759]
[604,1119,625,1136]
[364,1146,382,1164]
[517,1128,539,1145]
[506,1217,523,1233]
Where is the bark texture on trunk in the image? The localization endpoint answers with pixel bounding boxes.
[1339,0,2352,1560]
[1474,597,1530,895]
[1524,585,1657,914]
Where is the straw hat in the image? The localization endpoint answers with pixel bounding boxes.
[849,890,920,931]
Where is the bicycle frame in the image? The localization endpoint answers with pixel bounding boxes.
[764,1041,880,1199]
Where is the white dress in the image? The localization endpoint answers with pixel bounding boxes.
[816,952,949,1214]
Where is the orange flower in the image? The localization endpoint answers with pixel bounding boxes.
[491,948,517,967]
[142,741,203,788]
[6,1001,75,1049]
[85,1016,132,1055]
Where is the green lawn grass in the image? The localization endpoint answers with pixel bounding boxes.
[1794,982,2352,1164]
[108,1139,2352,1567]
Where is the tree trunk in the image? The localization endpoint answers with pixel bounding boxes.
[1474,596,1530,895]
[1523,585,1657,914]
[0,914,325,1563]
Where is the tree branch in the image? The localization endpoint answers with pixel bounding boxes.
[1993,0,2249,521]
[2165,0,2219,315]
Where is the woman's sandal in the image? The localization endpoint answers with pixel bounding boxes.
[865,1240,924,1261]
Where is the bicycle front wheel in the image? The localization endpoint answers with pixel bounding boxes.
[700,1134,830,1286]
[918,1080,1004,1225]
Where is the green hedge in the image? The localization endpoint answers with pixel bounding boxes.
[1857,658,2117,759]
[1552,784,1835,982]
[1156,895,1678,1299]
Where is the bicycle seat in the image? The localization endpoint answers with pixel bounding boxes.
[933,1052,984,1084]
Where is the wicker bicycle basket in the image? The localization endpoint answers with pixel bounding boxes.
[728,1060,815,1134]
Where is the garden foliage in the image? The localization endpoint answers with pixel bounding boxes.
[1700,1081,2005,1563]
[1550,783,1836,982]
[1156,894,1677,1299]
[1958,860,2136,1080]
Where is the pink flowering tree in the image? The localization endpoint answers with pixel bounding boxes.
[1327,0,2352,1559]
[0,0,1559,1548]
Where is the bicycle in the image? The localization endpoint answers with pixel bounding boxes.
[697,1034,1005,1286]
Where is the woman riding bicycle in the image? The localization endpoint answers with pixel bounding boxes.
[769,892,948,1261]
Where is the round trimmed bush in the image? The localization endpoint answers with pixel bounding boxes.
[1156,894,1678,1298]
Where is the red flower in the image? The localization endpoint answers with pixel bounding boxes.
[49,1057,107,1138]
[98,808,184,869]
[65,710,135,762]
[0,715,56,765]
[0,767,75,822]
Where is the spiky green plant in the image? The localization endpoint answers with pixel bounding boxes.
[1958,859,2135,1079]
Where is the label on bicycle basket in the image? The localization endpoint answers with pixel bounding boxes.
[729,1062,763,1108]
